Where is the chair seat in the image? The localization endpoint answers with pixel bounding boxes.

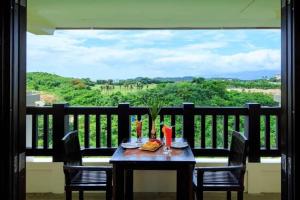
[71,170,107,185]
[193,170,242,190]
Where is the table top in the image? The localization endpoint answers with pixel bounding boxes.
[109,138,195,165]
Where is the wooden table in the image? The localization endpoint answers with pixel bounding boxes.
[110,138,196,200]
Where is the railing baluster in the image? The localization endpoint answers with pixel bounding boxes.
[32,114,38,149]
[171,115,176,138]
[201,115,206,148]
[160,115,164,138]
[52,103,69,162]
[223,115,228,149]
[183,103,195,148]
[117,103,130,144]
[137,114,142,121]
[96,115,101,148]
[84,114,90,148]
[73,114,78,131]
[212,115,217,148]
[265,115,271,150]
[244,103,261,162]
[148,115,152,138]
[198,116,201,147]
[276,115,281,151]
[107,114,112,147]
[43,114,49,149]
[235,114,240,131]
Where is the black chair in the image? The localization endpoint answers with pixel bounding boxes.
[193,131,248,200]
[62,131,112,200]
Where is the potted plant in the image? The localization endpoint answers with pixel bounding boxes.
[149,102,161,139]
[142,91,162,139]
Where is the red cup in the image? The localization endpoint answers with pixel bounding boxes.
[136,121,142,139]
[164,126,172,147]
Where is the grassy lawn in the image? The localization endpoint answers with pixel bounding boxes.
[92,83,157,94]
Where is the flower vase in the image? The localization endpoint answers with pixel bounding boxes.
[150,120,157,139]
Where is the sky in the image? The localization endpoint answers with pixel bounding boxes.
[27,29,281,80]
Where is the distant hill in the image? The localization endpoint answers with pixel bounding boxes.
[26,72,279,107]
[152,76,194,82]
[27,72,281,90]
[27,72,281,84]
[209,70,280,80]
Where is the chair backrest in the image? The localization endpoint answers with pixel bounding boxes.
[228,131,248,166]
[62,130,82,166]
[228,131,248,183]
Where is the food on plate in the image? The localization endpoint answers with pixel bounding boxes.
[149,138,162,145]
[141,140,161,151]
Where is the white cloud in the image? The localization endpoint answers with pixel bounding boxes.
[220,49,280,71]
[27,30,280,80]
[50,30,175,46]
[184,41,228,50]
[155,49,280,74]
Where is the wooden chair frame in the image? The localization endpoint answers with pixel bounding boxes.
[62,131,112,200]
[193,131,248,200]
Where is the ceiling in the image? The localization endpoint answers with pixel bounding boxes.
[27,0,281,35]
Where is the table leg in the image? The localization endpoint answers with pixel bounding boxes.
[177,165,194,200]
[113,164,125,200]
[125,169,133,200]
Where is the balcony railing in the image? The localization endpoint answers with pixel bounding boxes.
[25,103,281,162]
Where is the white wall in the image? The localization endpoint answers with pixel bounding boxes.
[26,157,281,194]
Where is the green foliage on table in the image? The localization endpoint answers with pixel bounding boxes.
[140,90,164,120]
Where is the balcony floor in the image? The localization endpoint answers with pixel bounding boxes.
[27,192,280,200]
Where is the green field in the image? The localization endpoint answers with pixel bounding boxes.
[92,83,157,95]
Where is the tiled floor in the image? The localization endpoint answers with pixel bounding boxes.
[27,192,280,200]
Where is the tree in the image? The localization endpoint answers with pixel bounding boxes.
[192,77,205,84]
[82,78,95,86]
[107,79,113,85]
[71,79,87,89]
[96,80,107,84]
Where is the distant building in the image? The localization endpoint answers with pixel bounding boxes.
[26,92,41,106]
[274,74,281,81]
[26,92,44,148]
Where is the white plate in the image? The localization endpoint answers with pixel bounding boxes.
[171,142,188,148]
[121,143,139,149]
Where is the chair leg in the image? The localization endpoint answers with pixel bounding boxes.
[106,190,112,200]
[79,191,83,200]
[66,190,72,200]
[237,191,243,200]
[196,190,203,200]
[106,189,112,200]
[106,185,113,200]
[106,169,113,200]
[227,191,231,200]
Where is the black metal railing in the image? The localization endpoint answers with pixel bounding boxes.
[25,103,281,162]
